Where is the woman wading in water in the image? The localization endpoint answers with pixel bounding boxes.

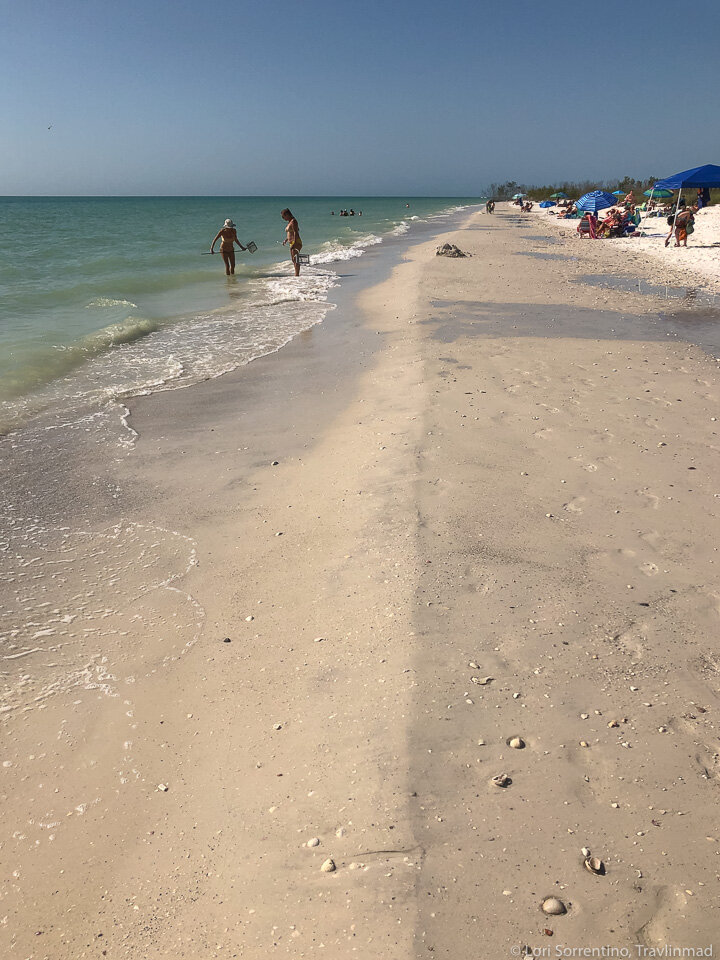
[210,219,246,275]
[281,208,302,276]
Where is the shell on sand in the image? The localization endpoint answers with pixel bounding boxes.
[584,855,605,875]
[320,858,336,873]
[508,736,525,749]
[541,897,567,916]
[492,773,512,787]
[471,676,494,685]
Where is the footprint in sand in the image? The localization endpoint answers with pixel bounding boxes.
[563,497,585,514]
[637,886,694,948]
[533,427,553,440]
[639,561,659,576]
[636,488,660,509]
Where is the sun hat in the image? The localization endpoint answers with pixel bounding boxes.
[224,219,236,228]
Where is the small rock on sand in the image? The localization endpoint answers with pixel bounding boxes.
[307,837,320,848]
[320,858,336,873]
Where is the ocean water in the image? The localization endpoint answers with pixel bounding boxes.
[0,196,481,722]
[0,196,481,436]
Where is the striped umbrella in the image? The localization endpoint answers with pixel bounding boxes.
[575,190,617,213]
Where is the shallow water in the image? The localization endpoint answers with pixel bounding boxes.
[0,196,483,435]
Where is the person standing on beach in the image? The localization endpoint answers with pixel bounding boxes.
[281,208,302,277]
[210,219,246,276]
[673,205,696,247]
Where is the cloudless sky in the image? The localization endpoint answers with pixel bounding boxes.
[2,0,719,195]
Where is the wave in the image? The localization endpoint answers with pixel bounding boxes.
[0,315,164,409]
[86,297,138,309]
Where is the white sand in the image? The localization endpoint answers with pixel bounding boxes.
[530,202,720,291]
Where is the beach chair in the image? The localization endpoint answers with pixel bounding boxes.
[577,218,595,239]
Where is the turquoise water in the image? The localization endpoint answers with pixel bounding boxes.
[0,196,482,432]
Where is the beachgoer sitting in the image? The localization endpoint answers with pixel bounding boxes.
[577,212,597,238]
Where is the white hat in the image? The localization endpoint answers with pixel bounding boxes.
[224,219,236,228]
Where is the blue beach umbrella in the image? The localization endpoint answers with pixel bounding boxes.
[576,190,617,213]
[539,200,556,208]
[612,191,625,197]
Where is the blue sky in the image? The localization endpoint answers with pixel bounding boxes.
[2,0,719,195]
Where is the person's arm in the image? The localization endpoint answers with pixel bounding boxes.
[210,231,221,253]
[233,229,246,251]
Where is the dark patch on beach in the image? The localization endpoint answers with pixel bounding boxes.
[514,251,572,261]
[575,274,718,306]
[422,299,720,355]
[520,234,563,245]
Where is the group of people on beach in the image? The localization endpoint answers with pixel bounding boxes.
[548,190,703,248]
[331,209,362,216]
[210,209,303,277]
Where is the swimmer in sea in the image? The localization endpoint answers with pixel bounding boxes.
[281,208,302,277]
[210,219,246,275]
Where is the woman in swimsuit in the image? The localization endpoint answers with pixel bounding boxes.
[281,208,302,277]
[210,219,246,276]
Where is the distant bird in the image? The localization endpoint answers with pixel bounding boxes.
[48,124,53,130]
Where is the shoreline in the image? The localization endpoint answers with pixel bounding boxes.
[2,207,719,957]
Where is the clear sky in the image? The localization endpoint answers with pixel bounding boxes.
[2,0,719,196]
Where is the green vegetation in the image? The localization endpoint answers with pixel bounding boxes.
[485,178,719,204]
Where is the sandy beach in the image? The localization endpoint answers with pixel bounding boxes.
[532,200,720,293]
[3,207,720,958]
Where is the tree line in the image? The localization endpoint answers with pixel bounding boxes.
[485,176,669,201]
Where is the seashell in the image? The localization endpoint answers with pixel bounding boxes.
[584,855,605,875]
[581,847,591,858]
[541,897,567,916]
[468,661,480,669]
[508,736,525,749]
[492,773,512,788]
[307,837,320,848]
[471,676,494,685]
[320,858,336,873]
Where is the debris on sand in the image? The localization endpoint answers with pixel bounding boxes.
[436,243,470,258]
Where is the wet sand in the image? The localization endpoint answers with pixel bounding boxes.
[2,208,719,957]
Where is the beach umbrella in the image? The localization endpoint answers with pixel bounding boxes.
[644,188,673,198]
[575,190,617,213]
[612,191,625,197]
[512,193,527,199]
[550,191,568,198]
[539,200,556,208]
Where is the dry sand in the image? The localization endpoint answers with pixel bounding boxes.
[2,208,719,958]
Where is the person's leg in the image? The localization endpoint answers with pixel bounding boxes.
[291,245,300,276]
[228,250,236,274]
[221,250,231,275]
